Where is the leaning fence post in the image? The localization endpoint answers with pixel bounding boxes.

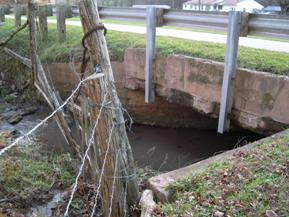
[218,11,241,134]
[0,7,5,23]
[145,7,156,103]
[14,3,22,27]
[56,0,66,42]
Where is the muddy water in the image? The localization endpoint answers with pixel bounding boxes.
[28,191,66,217]
[3,108,262,171]
[128,125,262,171]
[1,106,263,216]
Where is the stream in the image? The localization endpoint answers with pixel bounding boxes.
[28,191,66,217]
[0,106,263,216]
[1,106,263,171]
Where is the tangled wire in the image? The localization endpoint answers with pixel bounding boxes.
[80,23,107,76]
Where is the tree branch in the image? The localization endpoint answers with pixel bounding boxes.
[0,20,28,47]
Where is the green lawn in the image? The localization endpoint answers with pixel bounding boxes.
[159,130,289,217]
[1,19,289,75]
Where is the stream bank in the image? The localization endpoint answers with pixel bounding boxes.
[0,80,264,216]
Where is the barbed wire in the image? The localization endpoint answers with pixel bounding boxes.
[63,90,108,217]
[0,72,104,157]
[1,9,134,217]
[90,123,116,217]
[108,149,120,217]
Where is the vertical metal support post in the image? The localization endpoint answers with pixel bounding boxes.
[218,11,241,134]
[145,7,156,103]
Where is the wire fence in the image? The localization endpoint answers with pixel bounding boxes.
[0,2,136,216]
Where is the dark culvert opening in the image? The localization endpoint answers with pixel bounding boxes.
[10,89,266,173]
[121,90,264,172]
[0,86,265,173]
[128,125,263,172]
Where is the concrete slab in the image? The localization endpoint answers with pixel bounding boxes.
[147,129,289,202]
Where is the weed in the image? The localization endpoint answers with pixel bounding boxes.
[0,140,75,208]
[159,131,289,216]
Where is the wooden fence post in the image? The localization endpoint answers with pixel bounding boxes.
[218,11,241,134]
[38,5,48,43]
[27,0,80,155]
[0,7,5,23]
[46,4,53,16]
[14,3,22,27]
[240,12,249,37]
[78,0,139,216]
[156,8,164,27]
[145,6,156,103]
[56,0,66,42]
[65,0,72,18]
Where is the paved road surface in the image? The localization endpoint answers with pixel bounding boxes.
[5,15,289,53]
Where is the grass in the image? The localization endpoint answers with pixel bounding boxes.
[159,131,289,217]
[0,140,75,207]
[1,19,289,75]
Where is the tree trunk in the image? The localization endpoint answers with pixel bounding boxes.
[78,0,139,216]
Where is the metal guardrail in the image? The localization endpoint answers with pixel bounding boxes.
[162,9,228,32]
[248,14,289,39]
[97,7,289,40]
[99,7,146,22]
[2,4,289,133]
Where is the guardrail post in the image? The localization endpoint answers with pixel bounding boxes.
[0,7,5,23]
[218,11,241,134]
[145,7,156,103]
[56,0,66,42]
[14,3,22,27]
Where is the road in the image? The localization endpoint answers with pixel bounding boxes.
[5,15,289,53]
